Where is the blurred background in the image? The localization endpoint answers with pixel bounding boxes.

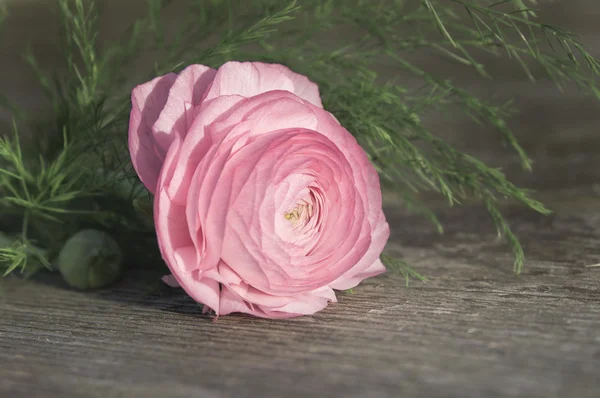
[1,0,599,200]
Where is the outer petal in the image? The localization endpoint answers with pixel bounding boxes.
[328,212,390,290]
[203,62,322,107]
[129,65,217,194]
[153,64,217,149]
[270,64,323,108]
[154,136,221,312]
[154,136,192,271]
[165,95,246,205]
[329,258,387,291]
[218,284,336,318]
[162,272,222,314]
[162,274,180,287]
[129,73,177,193]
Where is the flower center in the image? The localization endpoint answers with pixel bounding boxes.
[284,201,313,228]
[283,188,321,234]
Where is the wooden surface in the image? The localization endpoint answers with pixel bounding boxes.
[2,1,600,397]
[2,199,600,398]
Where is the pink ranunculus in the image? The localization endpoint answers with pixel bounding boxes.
[129,61,389,318]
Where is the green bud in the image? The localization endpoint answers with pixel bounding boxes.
[58,229,123,290]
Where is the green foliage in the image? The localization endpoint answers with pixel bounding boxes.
[0,0,597,282]
[381,255,427,287]
[0,231,50,277]
[0,124,92,222]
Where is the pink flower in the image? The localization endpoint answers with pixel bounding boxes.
[129,61,389,318]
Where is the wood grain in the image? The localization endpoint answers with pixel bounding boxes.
[1,1,600,397]
[1,197,599,398]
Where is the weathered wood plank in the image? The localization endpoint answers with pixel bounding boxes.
[1,197,599,398]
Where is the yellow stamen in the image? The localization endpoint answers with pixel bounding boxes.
[284,207,302,224]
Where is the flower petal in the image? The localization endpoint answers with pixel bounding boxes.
[328,213,390,290]
[203,62,296,102]
[153,64,217,149]
[218,284,336,318]
[161,274,180,287]
[269,63,323,108]
[129,72,177,193]
[165,95,246,205]
[176,272,221,313]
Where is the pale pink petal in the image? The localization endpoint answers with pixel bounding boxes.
[161,274,221,314]
[268,297,329,315]
[218,287,256,316]
[264,287,336,317]
[184,102,197,130]
[328,213,390,290]
[330,259,387,291]
[154,137,192,254]
[156,138,221,312]
[153,64,217,149]
[161,274,180,287]
[218,285,336,318]
[165,95,246,205]
[203,62,296,102]
[129,73,177,193]
[309,286,338,303]
[131,73,177,128]
[229,95,318,140]
[173,245,198,273]
[175,272,221,313]
[270,63,323,108]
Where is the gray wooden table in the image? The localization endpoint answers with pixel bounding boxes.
[4,195,600,398]
[1,1,600,397]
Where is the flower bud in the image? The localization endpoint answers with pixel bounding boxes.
[58,229,123,290]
